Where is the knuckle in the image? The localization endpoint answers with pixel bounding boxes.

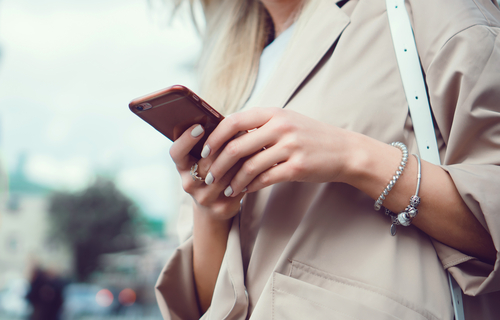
[280,138,301,159]
[225,140,240,157]
[225,113,241,130]
[242,159,256,176]
[181,179,195,194]
[169,145,180,162]
[196,193,210,207]
[281,137,298,152]
[275,119,294,134]
[289,158,305,178]
[267,107,280,115]
[259,171,271,186]
[198,160,211,173]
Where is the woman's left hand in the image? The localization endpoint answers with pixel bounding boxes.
[202,107,498,264]
[201,107,359,196]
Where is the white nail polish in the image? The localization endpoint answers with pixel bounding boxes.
[201,144,211,158]
[191,125,203,137]
[205,172,214,185]
[224,186,233,197]
[242,187,247,193]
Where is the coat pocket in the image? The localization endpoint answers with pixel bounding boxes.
[271,261,440,320]
[272,272,400,320]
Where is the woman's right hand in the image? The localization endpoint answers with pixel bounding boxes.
[169,124,245,221]
[171,124,243,313]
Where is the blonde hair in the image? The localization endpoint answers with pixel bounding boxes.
[167,0,269,114]
[170,0,311,115]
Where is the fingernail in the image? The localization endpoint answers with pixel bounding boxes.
[205,172,214,185]
[224,186,233,197]
[191,125,203,137]
[242,187,247,193]
[201,144,211,158]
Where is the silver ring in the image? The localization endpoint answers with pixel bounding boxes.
[190,163,204,181]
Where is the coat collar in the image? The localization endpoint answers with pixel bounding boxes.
[244,0,350,110]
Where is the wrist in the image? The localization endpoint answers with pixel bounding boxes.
[339,134,403,201]
[192,194,242,221]
[193,202,235,231]
[336,132,373,185]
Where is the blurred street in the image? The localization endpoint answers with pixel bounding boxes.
[0,314,163,320]
[0,0,199,319]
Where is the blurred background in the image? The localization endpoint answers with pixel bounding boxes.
[5,0,499,319]
[0,0,201,319]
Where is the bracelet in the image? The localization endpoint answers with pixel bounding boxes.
[374,142,408,211]
[385,153,421,236]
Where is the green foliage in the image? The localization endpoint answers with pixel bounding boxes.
[48,178,139,281]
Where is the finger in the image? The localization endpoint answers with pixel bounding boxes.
[204,125,276,185]
[169,124,205,169]
[217,158,247,198]
[178,159,218,198]
[244,161,295,193]
[180,150,222,193]
[196,148,222,184]
[190,159,245,205]
[201,108,277,159]
[228,146,289,196]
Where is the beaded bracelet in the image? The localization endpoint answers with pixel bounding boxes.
[374,142,409,211]
[385,153,422,236]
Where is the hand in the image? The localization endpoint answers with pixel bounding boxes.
[201,107,357,197]
[169,124,245,220]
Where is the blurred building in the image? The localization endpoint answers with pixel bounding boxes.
[0,154,73,290]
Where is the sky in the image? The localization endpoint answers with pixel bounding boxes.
[0,0,202,221]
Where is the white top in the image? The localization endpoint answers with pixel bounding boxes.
[250,24,296,99]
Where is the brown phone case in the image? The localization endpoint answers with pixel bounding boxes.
[129,85,224,159]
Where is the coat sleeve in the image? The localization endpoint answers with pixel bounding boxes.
[155,214,247,320]
[155,237,202,320]
[176,191,195,244]
[425,24,500,296]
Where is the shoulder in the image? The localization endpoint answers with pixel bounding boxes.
[408,0,500,28]
[404,0,500,68]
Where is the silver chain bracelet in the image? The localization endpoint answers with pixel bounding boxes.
[374,141,409,211]
[385,153,422,236]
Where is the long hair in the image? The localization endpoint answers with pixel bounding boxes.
[171,0,312,115]
[167,0,269,114]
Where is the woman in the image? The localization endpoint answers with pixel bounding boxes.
[157,0,500,318]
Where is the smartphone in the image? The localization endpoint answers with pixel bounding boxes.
[129,85,224,159]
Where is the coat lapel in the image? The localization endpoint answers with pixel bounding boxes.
[245,0,350,110]
[209,1,351,318]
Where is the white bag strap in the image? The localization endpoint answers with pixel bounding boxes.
[385,0,465,319]
[386,0,440,164]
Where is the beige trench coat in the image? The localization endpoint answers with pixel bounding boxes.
[156,0,500,319]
